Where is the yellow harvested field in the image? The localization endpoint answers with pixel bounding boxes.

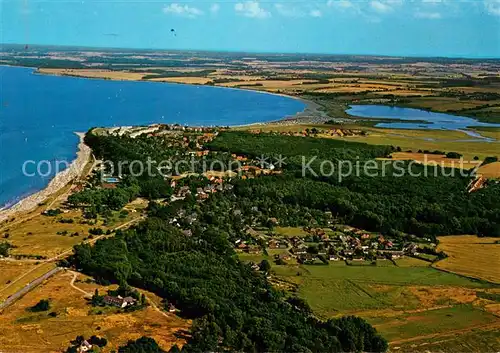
[477,162,500,178]
[0,271,190,353]
[149,76,212,84]
[0,262,57,302]
[315,86,385,93]
[373,89,434,96]
[38,68,147,81]
[220,79,322,89]
[408,286,477,307]
[387,152,481,169]
[434,236,500,284]
[0,262,44,288]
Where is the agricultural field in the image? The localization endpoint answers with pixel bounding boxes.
[0,271,190,353]
[263,257,500,350]
[434,235,500,284]
[477,162,500,178]
[384,152,481,170]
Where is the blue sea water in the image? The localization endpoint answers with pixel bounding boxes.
[346,105,500,134]
[0,66,305,208]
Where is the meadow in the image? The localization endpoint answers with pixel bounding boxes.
[244,253,500,349]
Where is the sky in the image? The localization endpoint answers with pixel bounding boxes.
[1,0,499,58]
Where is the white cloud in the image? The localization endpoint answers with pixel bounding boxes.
[414,11,442,19]
[370,0,402,13]
[485,0,500,16]
[235,1,271,19]
[327,0,354,8]
[310,9,323,17]
[210,3,220,14]
[274,4,304,17]
[163,3,203,18]
[370,1,392,13]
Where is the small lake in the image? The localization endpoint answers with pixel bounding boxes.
[0,66,305,208]
[346,105,500,136]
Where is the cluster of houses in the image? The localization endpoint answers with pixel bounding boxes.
[237,225,424,265]
[169,178,234,202]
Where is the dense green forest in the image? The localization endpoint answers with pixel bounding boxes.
[70,216,387,352]
[64,128,500,351]
[207,131,393,166]
[208,132,500,238]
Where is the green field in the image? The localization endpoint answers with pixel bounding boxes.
[373,305,498,342]
[390,326,500,352]
[295,264,492,287]
[262,259,500,349]
[270,264,490,315]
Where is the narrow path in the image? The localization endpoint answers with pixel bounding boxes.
[66,270,92,298]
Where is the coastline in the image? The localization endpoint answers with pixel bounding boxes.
[32,66,331,127]
[0,67,316,221]
[0,132,91,223]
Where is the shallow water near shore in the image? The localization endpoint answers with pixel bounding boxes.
[0,66,305,208]
[346,105,500,139]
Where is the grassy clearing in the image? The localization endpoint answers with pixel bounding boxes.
[372,305,498,343]
[274,226,308,237]
[299,264,491,287]
[394,257,431,267]
[390,325,500,352]
[0,271,190,353]
[2,206,143,259]
[434,235,500,284]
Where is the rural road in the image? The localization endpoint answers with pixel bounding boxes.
[0,267,62,311]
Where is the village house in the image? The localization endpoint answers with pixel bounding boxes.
[168,303,178,313]
[78,340,93,352]
[103,295,137,308]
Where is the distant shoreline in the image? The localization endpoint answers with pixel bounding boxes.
[32,66,328,126]
[0,132,91,223]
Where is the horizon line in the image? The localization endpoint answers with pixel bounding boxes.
[2,42,500,61]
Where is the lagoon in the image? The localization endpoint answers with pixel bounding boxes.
[0,66,305,208]
[346,105,500,135]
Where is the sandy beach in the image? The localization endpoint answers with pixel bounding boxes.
[0,132,91,223]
